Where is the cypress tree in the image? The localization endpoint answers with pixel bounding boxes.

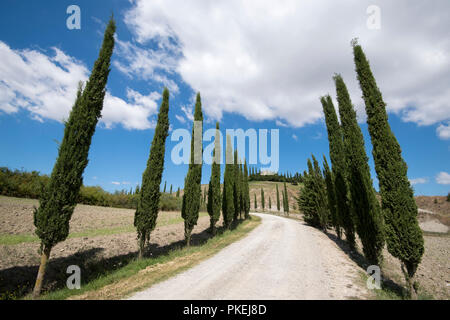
[334,73,384,265]
[243,160,250,219]
[181,93,203,246]
[276,184,281,211]
[284,182,289,215]
[322,155,339,235]
[312,155,328,230]
[282,190,286,214]
[261,188,265,211]
[208,122,221,234]
[170,184,173,194]
[222,134,234,229]
[163,181,167,193]
[353,40,423,297]
[269,196,272,209]
[239,162,244,219]
[321,95,355,248]
[32,17,116,298]
[176,187,180,198]
[233,150,240,221]
[254,193,257,210]
[134,88,171,259]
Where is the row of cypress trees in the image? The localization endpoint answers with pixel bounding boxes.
[30,16,252,297]
[298,40,424,298]
[221,135,251,229]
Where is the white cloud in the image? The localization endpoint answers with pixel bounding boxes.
[409,177,428,185]
[175,114,186,123]
[111,181,121,185]
[124,0,450,130]
[180,104,194,122]
[436,122,450,140]
[0,41,160,130]
[292,134,298,141]
[113,37,180,93]
[436,172,450,185]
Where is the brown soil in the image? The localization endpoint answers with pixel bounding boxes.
[0,196,220,299]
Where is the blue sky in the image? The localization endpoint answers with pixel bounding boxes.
[0,0,449,196]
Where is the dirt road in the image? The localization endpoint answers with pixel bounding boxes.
[129,213,368,300]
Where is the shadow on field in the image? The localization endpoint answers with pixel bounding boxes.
[0,220,244,300]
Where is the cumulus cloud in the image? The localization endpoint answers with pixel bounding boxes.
[292,134,298,141]
[113,37,180,93]
[409,177,428,185]
[111,181,121,185]
[436,122,450,140]
[124,0,450,130]
[0,41,160,130]
[436,172,450,185]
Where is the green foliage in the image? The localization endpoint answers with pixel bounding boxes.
[261,188,265,211]
[334,73,384,265]
[176,187,180,198]
[34,18,116,251]
[447,193,450,202]
[353,40,423,289]
[207,122,222,232]
[233,150,241,220]
[268,196,272,209]
[182,93,204,244]
[222,135,234,228]
[276,184,280,211]
[322,156,339,235]
[321,95,355,248]
[284,182,289,214]
[135,88,171,256]
[243,160,250,219]
[254,193,257,209]
[298,156,328,230]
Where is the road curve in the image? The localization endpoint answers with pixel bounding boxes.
[128,213,368,300]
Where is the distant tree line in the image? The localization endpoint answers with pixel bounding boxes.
[248,168,303,184]
[0,167,182,211]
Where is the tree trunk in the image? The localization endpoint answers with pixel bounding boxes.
[402,263,418,300]
[185,228,191,247]
[138,238,145,259]
[32,245,51,299]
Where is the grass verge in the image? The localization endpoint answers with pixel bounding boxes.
[36,215,261,300]
[359,271,434,300]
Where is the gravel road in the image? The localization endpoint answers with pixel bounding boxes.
[129,213,368,300]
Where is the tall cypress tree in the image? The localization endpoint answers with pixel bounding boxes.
[208,122,221,234]
[32,18,116,298]
[170,184,173,194]
[322,155,339,235]
[163,181,167,193]
[222,134,234,229]
[181,93,203,246]
[321,95,355,248]
[233,150,240,221]
[334,73,384,265]
[176,187,180,198]
[269,196,272,209]
[254,193,257,210]
[284,182,289,215]
[134,88,170,259]
[312,155,328,231]
[243,160,250,219]
[261,188,265,211]
[276,184,281,212]
[353,40,423,297]
[239,162,244,219]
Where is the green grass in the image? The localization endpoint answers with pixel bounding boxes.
[0,211,208,245]
[36,216,261,300]
[359,271,434,300]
